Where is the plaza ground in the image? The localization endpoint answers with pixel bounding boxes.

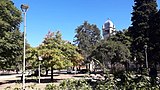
[0,72,89,90]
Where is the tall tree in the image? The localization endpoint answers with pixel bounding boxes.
[74,21,101,63]
[149,10,160,64]
[128,0,158,65]
[0,0,23,70]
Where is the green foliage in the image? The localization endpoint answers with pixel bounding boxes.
[128,0,158,64]
[0,0,22,32]
[111,30,132,48]
[45,84,60,90]
[45,79,92,90]
[60,79,92,90]
[0,0,23,70]
[91,40,131,68]
[96,71,160,90]
[38,31,67,69]
[149,10,160,63]
[26,47,39,69]
[96,74,116,90]
[38,31,83,69]
[37,31,84,80]
[74,21,101,61]
[61,42,84,66]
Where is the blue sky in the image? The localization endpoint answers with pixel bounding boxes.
[12,0,160,47]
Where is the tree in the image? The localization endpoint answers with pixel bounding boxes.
[38,31,83,81]
[111,29,132,48]
[38,31,67,81]
[0,0,23,70]
[61,42,84,67]
[25,47,39,70]
[128,0,158,65]
[90,40,131,70]
[74,21,101,65]
[149,10,160,64]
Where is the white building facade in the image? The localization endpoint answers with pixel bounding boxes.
[102,19,116,39]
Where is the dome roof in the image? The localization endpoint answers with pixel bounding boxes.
[102,19,114,29]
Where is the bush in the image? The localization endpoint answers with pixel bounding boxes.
[95,74,117,90]
[45,84,60,90]
[45,79,92,90]
[96,71,160,90]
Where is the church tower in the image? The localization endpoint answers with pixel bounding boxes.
[102,19,116,39]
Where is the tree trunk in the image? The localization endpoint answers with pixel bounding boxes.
[51,67,53,82]
[78,65,81,71]
[72,66,75,71]
[45,67,48,76]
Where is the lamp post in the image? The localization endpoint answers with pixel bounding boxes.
[38,56,43,83]
[144,45,148,68]
[21,4,29,90]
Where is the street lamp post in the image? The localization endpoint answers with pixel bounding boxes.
[144,45,148,68]
[21,4,29,90]
[38,57,43,83]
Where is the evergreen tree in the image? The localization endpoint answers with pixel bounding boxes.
[129,0,158,65]
[74,21,101,63]
[149,10,160,64]
[0,0,23,70]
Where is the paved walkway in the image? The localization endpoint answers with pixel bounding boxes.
[0,73,88,90]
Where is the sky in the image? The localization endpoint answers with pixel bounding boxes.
[12,0,160,47]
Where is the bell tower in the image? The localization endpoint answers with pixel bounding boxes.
[102,19,116,39]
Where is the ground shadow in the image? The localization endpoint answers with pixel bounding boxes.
[73,75,85,78]
[0,73,17,76]
[0,82,5,85]
[0,77,64,86]
[0,73,87,86]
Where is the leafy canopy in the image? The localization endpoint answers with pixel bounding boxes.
[38,31,84,69]
[74,21,101,62]
[91,40,131,68]
[0,0,23,70]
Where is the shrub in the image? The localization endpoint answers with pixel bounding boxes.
[60,79,92,90]
[45,84,60,90]
[45,79,92,90]
[96,71,160,90]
